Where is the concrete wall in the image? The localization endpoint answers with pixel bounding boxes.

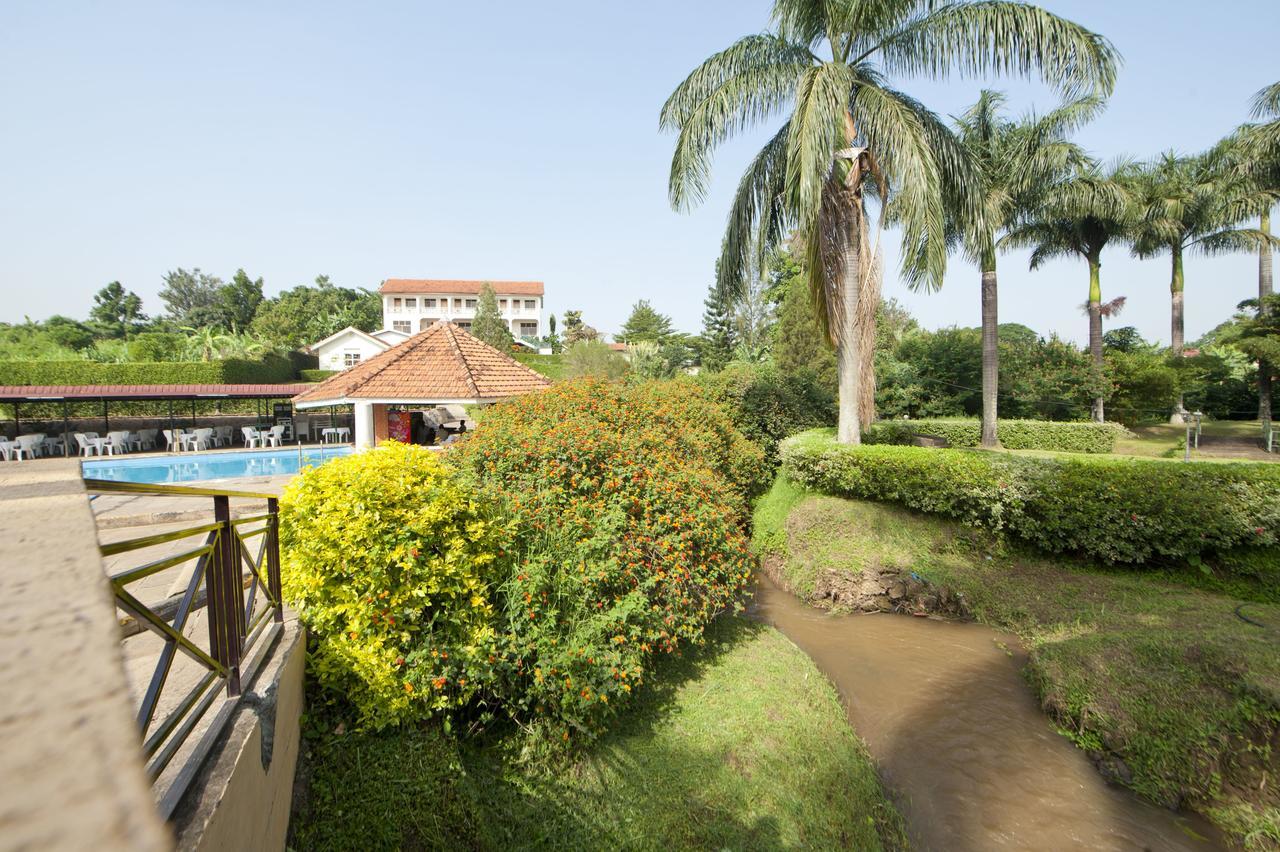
[172,620,305,852]
[0,460,172,851]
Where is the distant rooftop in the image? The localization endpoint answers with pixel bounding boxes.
[379,279,544,296]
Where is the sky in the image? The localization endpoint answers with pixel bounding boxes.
[1,1,1276,346]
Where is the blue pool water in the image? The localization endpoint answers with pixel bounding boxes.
[82,446,353,484]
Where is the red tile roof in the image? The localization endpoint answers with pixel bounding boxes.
[292,321,551,405]
[0,384,310,402]
[380,279,544,296]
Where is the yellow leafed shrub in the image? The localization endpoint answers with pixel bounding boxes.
[280,442,505,728]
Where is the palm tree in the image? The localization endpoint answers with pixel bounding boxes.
[948,90,1101,446]
[661,0,1117,443]
[1235,82,1280,431]
[1130,150,1276,420]
[1003,160,1136,422]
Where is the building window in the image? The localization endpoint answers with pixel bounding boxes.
[524,299,536,309]
[465,298,477,309]
[343,351,362,367]
[392,320,411,333]
[392,297,402,311]
[519,322,538,338]
[454,320,472,330]
[454,298,463,308]
[424,298,436,308]
[405,298,417,310]
[499,299,507,309]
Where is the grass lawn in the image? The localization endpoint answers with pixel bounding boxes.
[290,617,906,851]
[513,351,566,381]
[753,476,1280,849]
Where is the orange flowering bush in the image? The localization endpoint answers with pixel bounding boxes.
[450,377,759,743]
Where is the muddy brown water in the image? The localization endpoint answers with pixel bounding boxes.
[750,574,1224,851]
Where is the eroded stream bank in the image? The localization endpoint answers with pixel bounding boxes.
[749,574,1223,851]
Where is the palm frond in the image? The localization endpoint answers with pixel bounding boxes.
[785,62,854,230]
[1251,80,1280,120]
[869,1,1120,98]
[661,34,814,210]
[717,123,793,300]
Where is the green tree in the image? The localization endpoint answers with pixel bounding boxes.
[948,90,1101,445]
[546,313,561,352]
[662,0,1116,443]
[250,275,381,350]
[1227,81,1280,431]
[89,281,147,338]
[563,340,628,379]
[218,269,265,332]
[159,268,223,327]
[1004,160,1137,421]
[471,283,514,350]
[561,309,600,345]
[619,300,675,344]
[700,280,737,373]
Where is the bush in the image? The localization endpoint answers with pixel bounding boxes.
[449,377,759,744]
[0,355,300,386]
[280,442,505,729]
[299,368,338,382]
[563,340,629,379]
[863,417,1129,453]
[695,363,835,467]
[782,429,1280,565]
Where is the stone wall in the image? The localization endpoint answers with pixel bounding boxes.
[0,460,172,851]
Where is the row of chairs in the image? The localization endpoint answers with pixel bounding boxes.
[2,423,295,460]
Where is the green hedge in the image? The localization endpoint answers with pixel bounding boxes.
[0,356,302,386]
[862,417,1129,454]
[299,368,338,382]
[781,429,1280,565]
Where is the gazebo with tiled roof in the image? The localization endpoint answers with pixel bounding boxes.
[292,320,550,448]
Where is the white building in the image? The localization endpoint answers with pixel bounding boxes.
[307,279,545,373]
[380,279,545,340]
[307,327,409,371]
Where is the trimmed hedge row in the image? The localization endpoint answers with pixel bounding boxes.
[299,368,338,382]
[863,418,1129,454]
[781,429,1280,565]
[0,356,304,386]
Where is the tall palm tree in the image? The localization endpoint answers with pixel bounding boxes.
[1237,82,1280,431]
[1003,160,1136,422]
[661,0,1117,443]
[1131,150,1275,419]
[948,90,1101,446]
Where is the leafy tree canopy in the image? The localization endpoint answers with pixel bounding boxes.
[619,300,675,344]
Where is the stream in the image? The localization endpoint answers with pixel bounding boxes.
[749,574,1224,851]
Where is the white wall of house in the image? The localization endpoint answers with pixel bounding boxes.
[382,292,544,339]
[312,329,389,371]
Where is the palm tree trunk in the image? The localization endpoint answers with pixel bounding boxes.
[1260,209,1273,433]
[1170,244,1185,353]
[1170,243,1186,423]
[855,228,882,427]
[980,249,999,447]
[1088,257,1105,423]
[835,210,865,445]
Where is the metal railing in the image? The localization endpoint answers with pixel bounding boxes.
[85,478,284,819]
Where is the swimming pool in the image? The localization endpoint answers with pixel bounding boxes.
[82,446,354,484]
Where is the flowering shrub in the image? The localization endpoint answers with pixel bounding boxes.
[783,429,1280,565]
[450,378,758,743]
[280,442,505,729]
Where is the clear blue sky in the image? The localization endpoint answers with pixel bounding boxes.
[1,1,1275,346]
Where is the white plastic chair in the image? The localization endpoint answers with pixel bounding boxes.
[241,426,261,449]
[74,433,99,457]
[107,432,132,455]
[189,428,214,451]
[0,440,15,461]
[137,429,158,450]
[265,425,285,447]
[163,430,180,451]
[14,434,44,459]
